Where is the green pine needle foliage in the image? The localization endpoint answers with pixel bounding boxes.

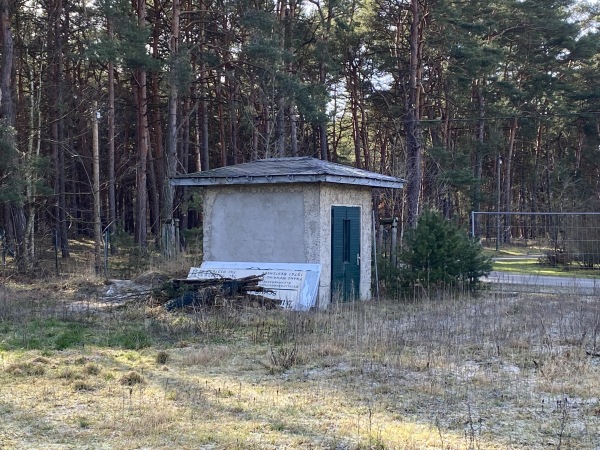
[398,210,492,294]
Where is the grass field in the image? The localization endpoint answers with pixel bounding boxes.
[483,244,600,278]
[1,273,600,449]
[492,259,600,278]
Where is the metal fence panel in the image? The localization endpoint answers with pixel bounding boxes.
[472,211,600,270]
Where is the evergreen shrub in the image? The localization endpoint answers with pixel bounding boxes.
[396,210,492,295]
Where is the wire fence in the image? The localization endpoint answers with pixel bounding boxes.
[471,211,600,270]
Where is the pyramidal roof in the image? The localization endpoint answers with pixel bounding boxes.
[170,157,405,189]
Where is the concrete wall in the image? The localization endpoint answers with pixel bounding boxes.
[203,184,321,263]
[202,183,373,309]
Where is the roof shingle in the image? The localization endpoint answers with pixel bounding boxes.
[170,157,405,189]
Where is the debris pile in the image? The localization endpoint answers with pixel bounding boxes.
[154,274,280,310]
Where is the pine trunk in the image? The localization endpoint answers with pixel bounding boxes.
[405,0,423,228]
[133,0,148,247]
[0,0,28,269]
[163,0,180,255]
[107,32,117,253]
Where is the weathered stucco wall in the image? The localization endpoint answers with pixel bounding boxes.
[203,184,321,264]
[202,183,373,309]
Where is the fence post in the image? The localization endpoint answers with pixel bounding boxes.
[174,218,180,255]
[372,211,379,301]
[103,229,110,279]
[391,217,398,267]
[54,229,59,277]
[0,227,5,268]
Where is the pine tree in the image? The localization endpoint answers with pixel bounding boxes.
[399,210,492,292]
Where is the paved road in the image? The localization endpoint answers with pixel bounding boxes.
[483,271,600,296]
[491,255,543,261]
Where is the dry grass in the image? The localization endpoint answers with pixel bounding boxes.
[1,277,600,449]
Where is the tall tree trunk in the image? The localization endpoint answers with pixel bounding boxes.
[348,55,362,169]
[147,132,160,237]
[0,0,28,269]
[163,0,180,254]
[92,101,101,272]
[52,0,69,257]
[133,0,148,247]
[24,64,43,260]
[360,100,370,170]
[251,100,259,160]
[474,81,485,205]
[0,0,14,148]
[533,122,543,214]
[503,117,517,243]
[319,122,328,161]
[227,71,239,163]
[107,17,117,254]
[199,64,209,170]
[179,98,191,232]
[275,96,285,157]
[316,3,331,162]
[274,0,295,159]
[198,1,209,170]
[472,80,485,233]
[217,86,226,164]
[149,5,164,237]
[289,103,298,156]
[405,0,423,228]
[148,94,161,236]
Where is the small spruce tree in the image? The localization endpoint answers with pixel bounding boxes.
[398,210,492,294]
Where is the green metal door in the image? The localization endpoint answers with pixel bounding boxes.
[331,206,360,302]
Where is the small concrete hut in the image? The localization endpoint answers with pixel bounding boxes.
[171,157,405,309]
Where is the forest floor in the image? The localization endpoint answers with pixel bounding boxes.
[1,253,600,449]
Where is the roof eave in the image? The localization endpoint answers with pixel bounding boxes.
[170,174,405,189]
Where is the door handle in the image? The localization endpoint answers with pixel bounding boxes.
[356,253,360,266]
